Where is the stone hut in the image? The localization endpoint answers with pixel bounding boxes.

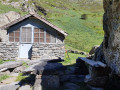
[0,13,67,60]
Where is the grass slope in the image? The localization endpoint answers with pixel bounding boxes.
[30,0,104,52]
[0,0,104,52]
[63,52,86,65]
[47,9,104,52]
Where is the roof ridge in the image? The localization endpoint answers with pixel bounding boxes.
[0,13,68,36]
[29,11,35,15]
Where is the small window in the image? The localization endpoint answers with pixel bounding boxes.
[33,27,56,43]
[34,28,45,43]
[46,30,56,43]
[9,29,20,42]
[51,35,56,43]
[46,32,50,43]
[21,27,32,43]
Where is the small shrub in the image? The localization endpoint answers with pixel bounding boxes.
[81,14,87,20]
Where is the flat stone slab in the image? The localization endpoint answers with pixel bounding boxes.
[78,57,106,67]
[0,61,22,70]
[0,82,20,90]
[23,61,66,75]
[19,85,31,90]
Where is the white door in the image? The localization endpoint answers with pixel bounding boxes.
[19,44,32,59]
[19,27,33,59]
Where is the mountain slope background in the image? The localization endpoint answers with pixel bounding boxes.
[0,0,104,52]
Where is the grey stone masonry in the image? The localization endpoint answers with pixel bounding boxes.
[32,43,65,60]
[0,43,65,60]
[0,42,19,60]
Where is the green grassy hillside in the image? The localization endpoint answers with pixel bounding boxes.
[0,0,104,52]
[47,9,104,52]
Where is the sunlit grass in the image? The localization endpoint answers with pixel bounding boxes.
[16,73,28,81]
[62,53,86,65]
[0,74,10,82]
[0,3,27,15]
[0,59,15,64]
[48,10,104,52]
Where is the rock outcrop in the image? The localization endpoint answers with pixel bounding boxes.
[0,11,21,27]
[92,0,120,75]
[98,0,120,75]
[90,0,120,89]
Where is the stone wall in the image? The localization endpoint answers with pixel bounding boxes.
[0,43,19,60]
[0,43,65,60]
[0,30,8,42]
[32,43,65,60]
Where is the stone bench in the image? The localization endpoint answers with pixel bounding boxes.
[77,57,110,89]
[78,57,106,68]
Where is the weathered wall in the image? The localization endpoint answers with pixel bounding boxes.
[32,43,65,60]
[0,43,19,60]
[0,30,8,42]
[102,0,120,75]
[0,43,65,60]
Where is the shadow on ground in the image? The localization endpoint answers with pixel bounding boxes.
[18,59,89,90]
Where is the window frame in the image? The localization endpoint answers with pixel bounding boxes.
[8,26,57,44]
[20,27,33,44]
[33,27,57,44]
[34,27,45,43]
[8,29,20,43]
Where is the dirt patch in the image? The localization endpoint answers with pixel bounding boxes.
[1,77,17,84]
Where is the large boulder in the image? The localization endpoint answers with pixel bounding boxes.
[0,82,20,90]
[105,74,120,90]
[60,75,85,83]
[64,66,76,75]
[13,66,26,73]
[89,45,99,55]
[41,75,60,88]
[0,61,23,71]
[0,11,21,27]
[64,82,80,90]
[33,75,42,90]
[23,61,66,75]
[33,75,60,90]
[96,0,120,75]
[19,85,31,90]
[89,66,111,78]
[85,75,108,87]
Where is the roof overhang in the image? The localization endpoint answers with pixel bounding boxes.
[0,13,68,36]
